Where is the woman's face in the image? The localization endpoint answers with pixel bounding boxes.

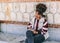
[35,12,42,20]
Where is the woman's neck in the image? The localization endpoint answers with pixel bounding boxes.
[36,17,41,20]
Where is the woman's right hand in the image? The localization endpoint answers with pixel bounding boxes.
[33,30,38,34]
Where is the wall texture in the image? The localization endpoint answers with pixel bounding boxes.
[0,2,60,24]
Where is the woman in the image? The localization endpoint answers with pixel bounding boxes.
[25,3,49,43]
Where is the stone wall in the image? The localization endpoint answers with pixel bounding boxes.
[0,2,60,24]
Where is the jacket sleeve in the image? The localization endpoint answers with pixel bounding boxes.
[27,18,34,29]
[38,19,48,35]
[27,23,32,29]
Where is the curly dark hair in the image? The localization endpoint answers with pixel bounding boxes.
[36,3,47,17]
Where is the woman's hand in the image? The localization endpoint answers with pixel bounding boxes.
[32,30,38,34]
[28,29,38,34]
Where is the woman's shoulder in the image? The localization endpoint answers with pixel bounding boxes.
[39,17,45,22]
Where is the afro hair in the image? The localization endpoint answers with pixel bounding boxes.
[36,3,47,14]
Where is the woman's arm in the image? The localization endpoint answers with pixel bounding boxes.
[38,19,48,35]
